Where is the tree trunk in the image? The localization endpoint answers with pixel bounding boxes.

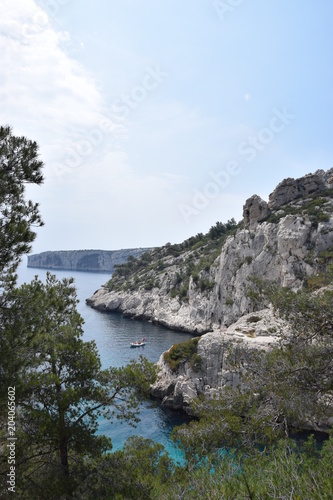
[60,437,69,478]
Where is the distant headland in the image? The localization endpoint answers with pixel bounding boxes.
[27,248,151,273]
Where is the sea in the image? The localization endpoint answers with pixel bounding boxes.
[17,259,193,463]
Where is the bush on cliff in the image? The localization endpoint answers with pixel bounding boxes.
[105,218,239,299]
[164,337,201,372]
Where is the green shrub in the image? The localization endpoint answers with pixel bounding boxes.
[192,271,199,284]
[199,279,214,292]
[189,353,202,371]
[164,337,200,372]
[192,240,204,250]
[144,279,155,290]
[246,315,261,323]
[179,286,189,301]
[318,247,333,265]
[315,212,330,223]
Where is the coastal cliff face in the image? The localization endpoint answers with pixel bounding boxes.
[27,248,150,273]
[87,168,333,331]
[86,168,333,424]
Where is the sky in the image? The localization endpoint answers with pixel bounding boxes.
[1,0,333,253]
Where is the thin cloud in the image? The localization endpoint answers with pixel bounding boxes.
[0,0,121,180]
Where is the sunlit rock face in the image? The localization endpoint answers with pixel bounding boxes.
[87,168,333,333]
[268,170,331,210]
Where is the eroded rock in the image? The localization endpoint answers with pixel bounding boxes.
[243,195,271,228]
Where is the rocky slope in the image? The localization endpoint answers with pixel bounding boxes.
[150,307,287,411]
[87,168,333,331]
[150,306,333,432]
[27,248,150,273]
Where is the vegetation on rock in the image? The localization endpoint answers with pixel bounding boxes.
[266,189,333,225]
[106,219,238,302]
[164,337,201,372]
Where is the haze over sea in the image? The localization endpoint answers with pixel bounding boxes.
[17,260,193,463]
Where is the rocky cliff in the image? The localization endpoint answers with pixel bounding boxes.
[150,306,333,432]
[150,307,287,411]
[27,248,150,273]
[86,168,333,423]
[87,168,333,330]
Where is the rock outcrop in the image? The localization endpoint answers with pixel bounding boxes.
[151,308,286,412]
[243,195,270,228]
[151,308,333,431]
[268,169,333,210]
[28,248,150,273]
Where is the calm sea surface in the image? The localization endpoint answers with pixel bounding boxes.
[17,260,193,462]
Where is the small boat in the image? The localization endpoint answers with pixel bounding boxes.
[130,338,146,348]
[130,341,146,348]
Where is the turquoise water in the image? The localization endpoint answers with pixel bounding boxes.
[17,261,193,462]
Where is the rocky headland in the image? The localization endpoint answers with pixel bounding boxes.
[86,168,333,422]
[27,248,150,273]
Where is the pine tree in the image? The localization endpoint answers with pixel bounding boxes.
[0,125,44,291]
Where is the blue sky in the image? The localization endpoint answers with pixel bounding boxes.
[1,0,333,253]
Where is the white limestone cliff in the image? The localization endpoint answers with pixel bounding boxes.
[87,169,333,331]
[210,210,333,327]
[86,169,333,425]
[28,248,150,273]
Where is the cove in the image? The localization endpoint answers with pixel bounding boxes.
[17,261,193,462]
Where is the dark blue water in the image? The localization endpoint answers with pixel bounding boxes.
[17,261,193,462]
